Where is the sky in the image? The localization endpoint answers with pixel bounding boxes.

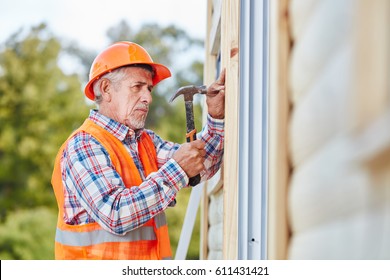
[0,0,207,52]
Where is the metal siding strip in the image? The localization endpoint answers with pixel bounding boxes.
[238,0,269,260]
[238,0,251,260]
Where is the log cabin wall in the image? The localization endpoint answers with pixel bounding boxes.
[287,0,390,259]
[201,0,390,260]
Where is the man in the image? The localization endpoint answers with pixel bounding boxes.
[51,41,225,260]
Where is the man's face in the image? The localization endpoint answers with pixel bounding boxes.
[108,67,154,130]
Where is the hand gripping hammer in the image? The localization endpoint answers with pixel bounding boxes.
[169,85,207,186]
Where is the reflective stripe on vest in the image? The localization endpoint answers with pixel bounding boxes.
[154,213,167,228]
[55,226,156,247]
[51,119,173,259]
[56,213,167,247]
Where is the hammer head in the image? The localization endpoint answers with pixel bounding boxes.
[169,85,207,103]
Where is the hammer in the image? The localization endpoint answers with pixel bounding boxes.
[169,85,207,186]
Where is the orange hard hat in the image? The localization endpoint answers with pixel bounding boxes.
[84,41,171,100]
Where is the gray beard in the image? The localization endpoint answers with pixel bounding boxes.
[127,116,146,130]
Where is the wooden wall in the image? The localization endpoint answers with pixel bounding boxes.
[268,0,291,259]
[201,0,240,260]
[201,0,223,260]
[220,0,240,260]
[287,0,390,259]
[202,0,390,260]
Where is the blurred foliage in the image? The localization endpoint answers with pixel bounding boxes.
[0,207,56,260]
[0,20,205,259]
[0,24,90,218]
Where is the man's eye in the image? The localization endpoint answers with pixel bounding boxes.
[132,85,142,91]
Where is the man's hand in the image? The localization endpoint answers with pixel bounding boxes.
[172,140,206,178]
[206,68,226,119]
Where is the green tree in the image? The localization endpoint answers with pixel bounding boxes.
[0,207,57,260]
[0,24,90,219]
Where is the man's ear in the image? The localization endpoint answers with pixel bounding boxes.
[100,79,111,102]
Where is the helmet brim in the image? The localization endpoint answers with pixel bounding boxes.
[84,62,171,101]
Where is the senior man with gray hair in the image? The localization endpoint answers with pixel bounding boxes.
[51,41,225,260]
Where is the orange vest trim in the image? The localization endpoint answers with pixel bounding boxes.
[51,119,172,260]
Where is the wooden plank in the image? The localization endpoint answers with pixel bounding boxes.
[267,0,291,260]
[351,0,390,131]
[209,0,222,55]
[350,0,390,167]
[200,184,209,259]
[200,0,219,260]
[221,0,240,260]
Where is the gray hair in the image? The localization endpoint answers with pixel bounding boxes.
[92,64,154,105]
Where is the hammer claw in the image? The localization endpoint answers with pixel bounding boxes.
[169,85,207,103]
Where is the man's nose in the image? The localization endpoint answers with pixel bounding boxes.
[141,89,152,104]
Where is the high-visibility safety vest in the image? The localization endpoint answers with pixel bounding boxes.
[51,119,172,260]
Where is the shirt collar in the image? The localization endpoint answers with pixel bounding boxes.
[88,109,144,141]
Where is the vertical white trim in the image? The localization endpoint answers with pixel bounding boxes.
[175,184,204,260]
[238,0,251,260]
[238,0,270,260]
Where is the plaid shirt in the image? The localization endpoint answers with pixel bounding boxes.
[60,109,224,235]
